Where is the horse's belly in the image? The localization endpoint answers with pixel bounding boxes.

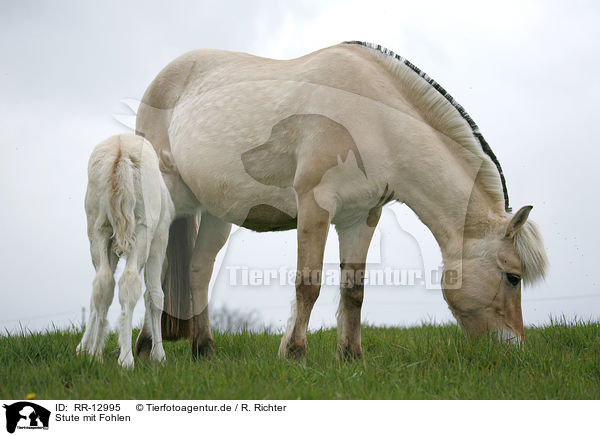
[240,202,298,232]
[174,150,299,230]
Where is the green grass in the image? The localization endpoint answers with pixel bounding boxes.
[1,321,598,399]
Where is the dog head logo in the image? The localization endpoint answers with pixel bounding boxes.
[2,402,50,433]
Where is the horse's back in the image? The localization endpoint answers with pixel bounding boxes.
[139,44,407,114]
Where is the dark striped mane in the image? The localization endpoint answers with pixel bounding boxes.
[344,41,511,213]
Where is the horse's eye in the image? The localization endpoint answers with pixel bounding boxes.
[505,273,521,287]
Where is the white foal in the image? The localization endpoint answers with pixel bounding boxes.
[77,134,174,368]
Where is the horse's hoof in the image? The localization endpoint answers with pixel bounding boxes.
[191,338,214,360]
[284,342,306,360]
[337,344,363,361]
[134,332,153,359]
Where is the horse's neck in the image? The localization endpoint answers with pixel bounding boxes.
[385,134,505,260]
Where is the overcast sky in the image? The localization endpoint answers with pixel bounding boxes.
[1,0,599,334]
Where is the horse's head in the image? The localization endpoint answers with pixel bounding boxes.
[442,205,548,344]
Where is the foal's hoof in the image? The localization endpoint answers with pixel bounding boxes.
[118,353,135,369]
[151,347,166,363]
[191,338,214,360]
[75,342,85,356]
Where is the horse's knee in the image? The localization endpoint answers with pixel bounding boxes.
[296,282,320,307]
[342,286,364,308]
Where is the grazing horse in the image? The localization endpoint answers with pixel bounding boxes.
[78,134,175,367]
[134,41,548,359]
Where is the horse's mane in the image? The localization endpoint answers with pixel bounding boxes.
[344,41,511,213]
[514,220,548,285]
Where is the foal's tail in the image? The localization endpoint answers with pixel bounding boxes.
[108,149,137,256]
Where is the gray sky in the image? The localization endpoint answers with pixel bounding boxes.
[1,0,599,334]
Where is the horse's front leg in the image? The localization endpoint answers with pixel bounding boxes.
[279,191,330,359]
[335,207,381,359]
[189,212,231,359]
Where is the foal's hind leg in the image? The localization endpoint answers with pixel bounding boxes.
[141,217,171,363]
[116,225,148,368]
[78,226,117,359]
[189,212,231,359]
[335,208,380,359]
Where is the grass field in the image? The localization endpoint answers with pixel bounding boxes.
[1,321,598,399]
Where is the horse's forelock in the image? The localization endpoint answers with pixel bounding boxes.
[513,220,548,285]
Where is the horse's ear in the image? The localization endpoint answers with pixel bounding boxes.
[159,149,177,173]
[505,205,533,237]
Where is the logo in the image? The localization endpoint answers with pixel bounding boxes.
[2,402,50,433]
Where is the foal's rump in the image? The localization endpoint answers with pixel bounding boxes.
[85,134,164,255]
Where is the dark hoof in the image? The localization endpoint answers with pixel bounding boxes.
[191,338,214,359]
[337,344,363,361]
[135,331,153,359]
[285,342,307,360]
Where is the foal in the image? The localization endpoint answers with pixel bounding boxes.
[77,134,174,368]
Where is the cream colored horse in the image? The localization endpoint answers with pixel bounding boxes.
[134,41,548,359]
[78,134,174,367]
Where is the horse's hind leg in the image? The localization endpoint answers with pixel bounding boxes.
[279,191,330,359]
[189,212,231,359]
[335,208,380,359]
[116,225,148,368]
[135,306,154,359]
[141,216,171,363]
[78,224,116,359]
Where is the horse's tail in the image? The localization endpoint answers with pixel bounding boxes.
[161,215,199,340]
[108,148,137,257]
